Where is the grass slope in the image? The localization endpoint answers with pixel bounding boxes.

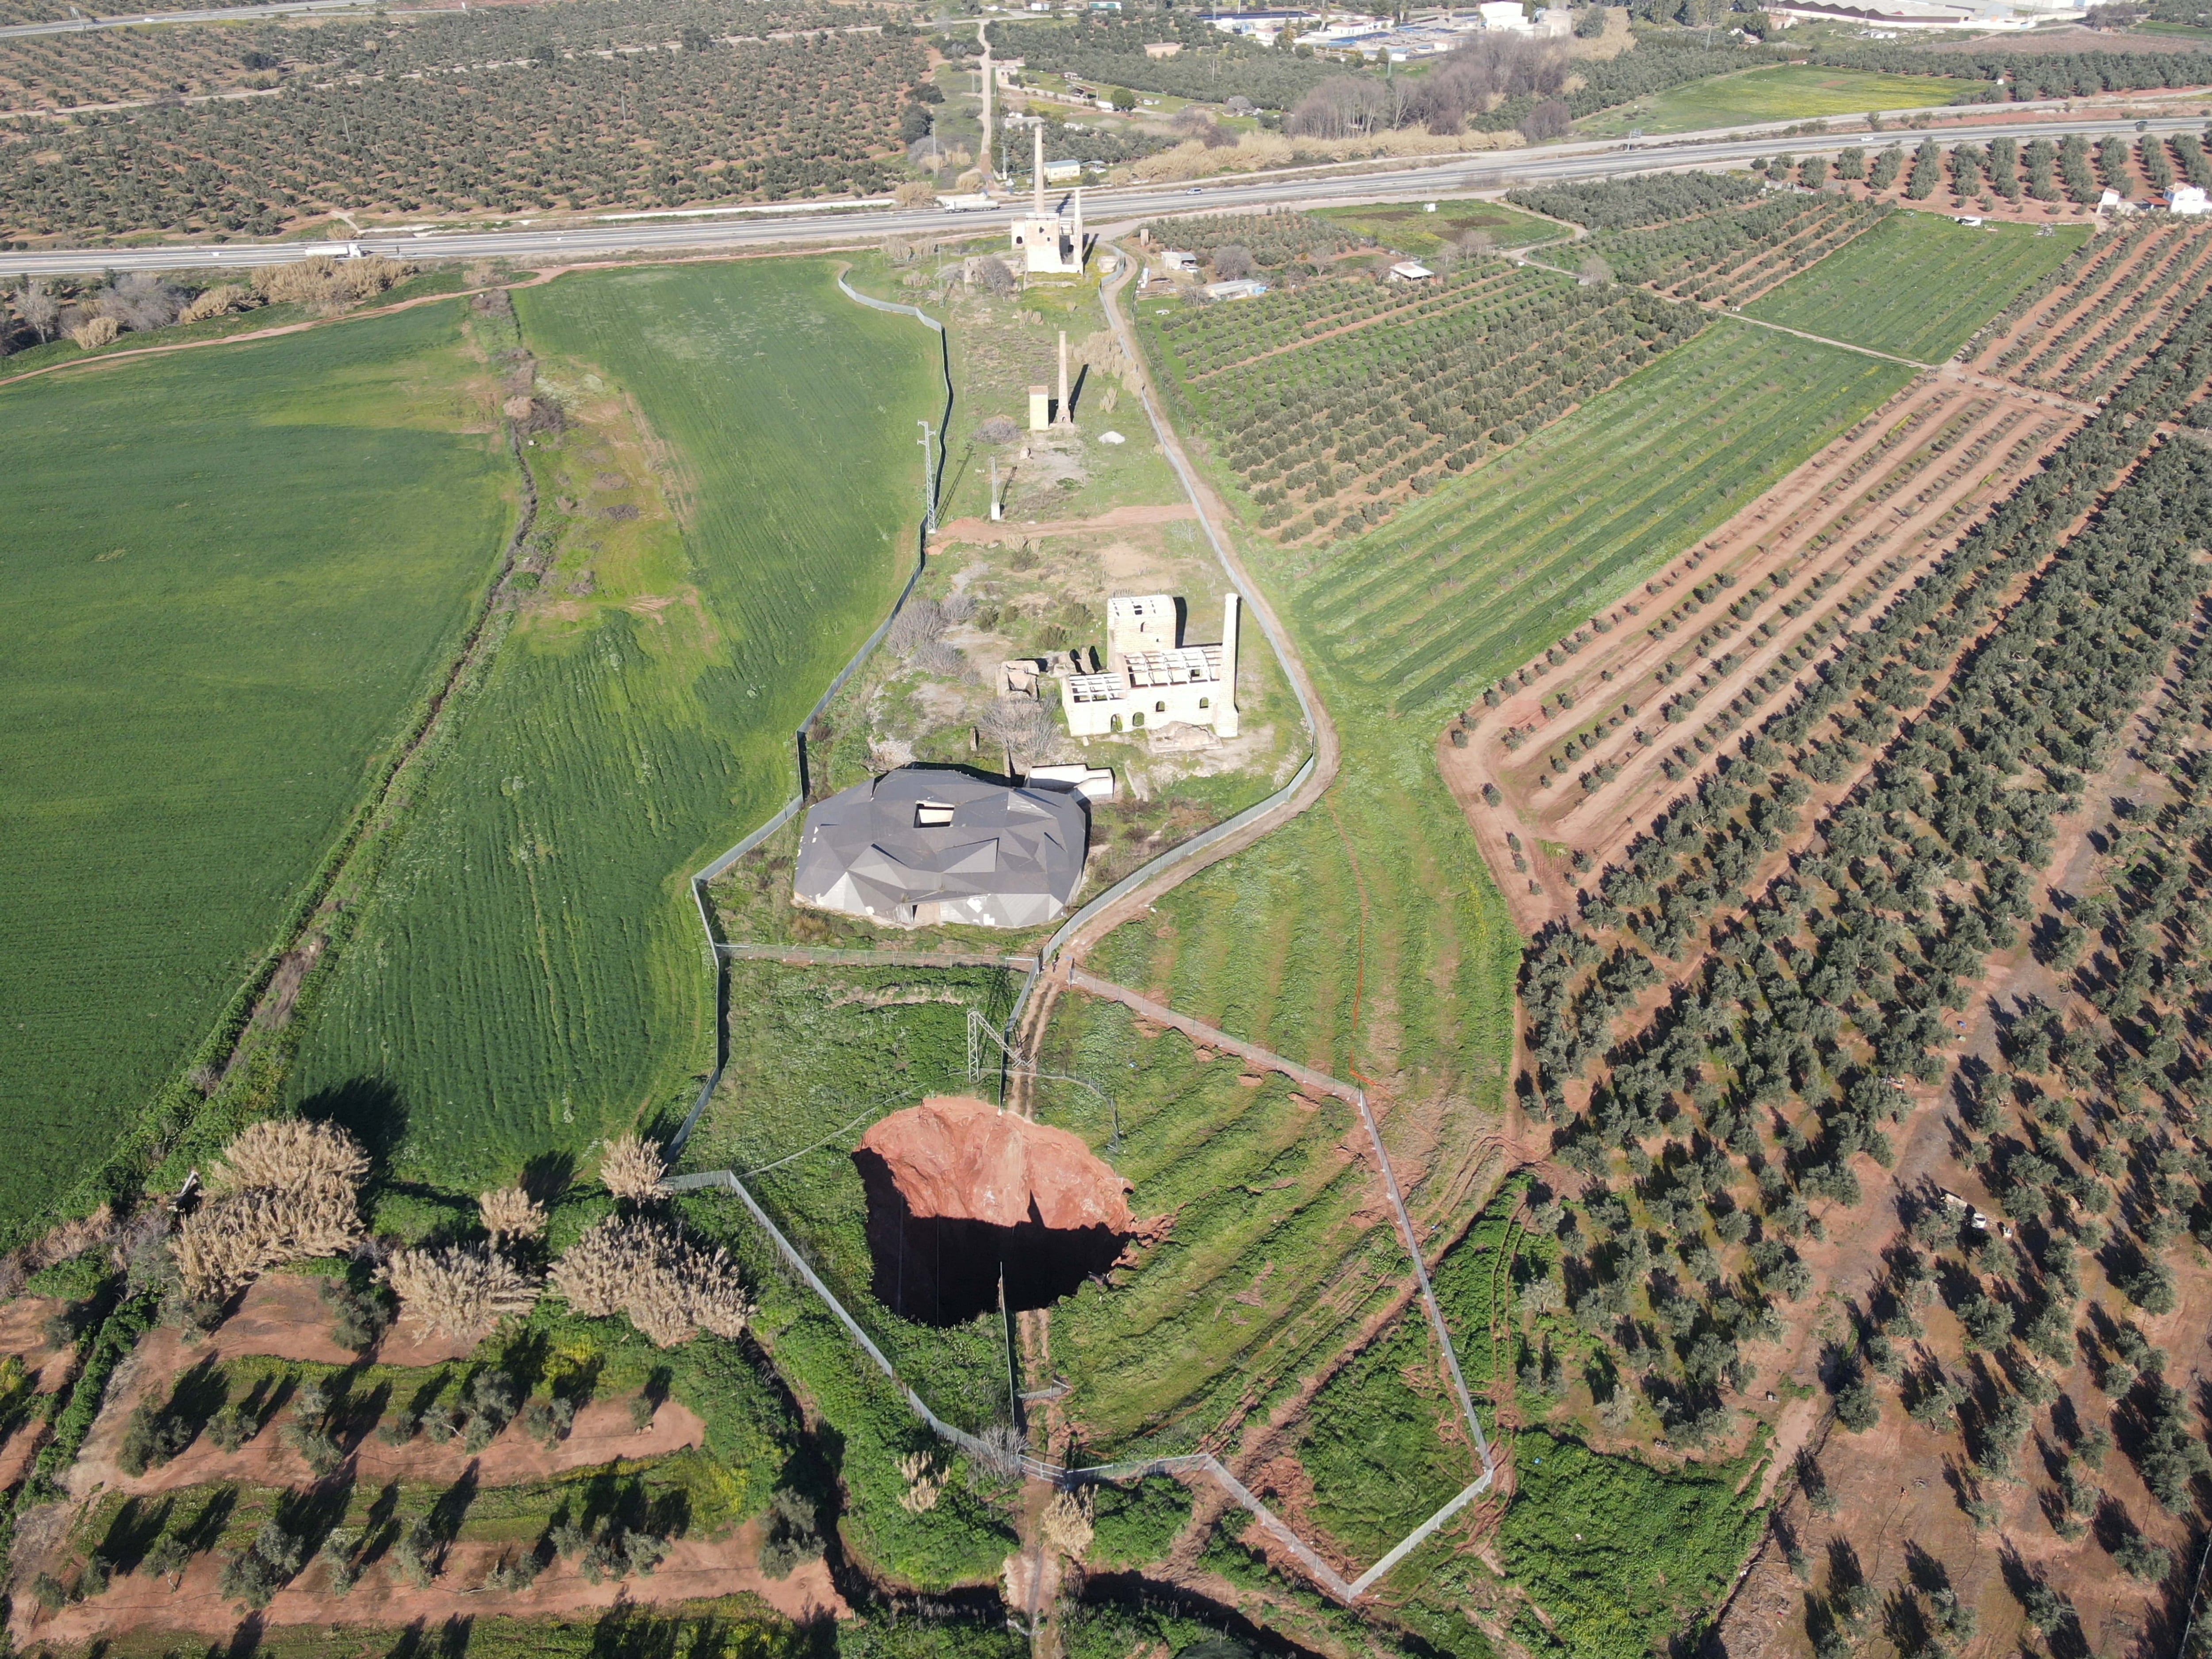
[1295,1183,1525,1562]
[0,303,513,1232]
[1033,996,1403,1453]
[1748,211,2090,362]
[680,960,1024,1590]
[288,260,941,1189]
[1293,321,1914,713]
[1577,64,1960,136]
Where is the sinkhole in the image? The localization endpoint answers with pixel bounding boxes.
[854,1095,1137,1327]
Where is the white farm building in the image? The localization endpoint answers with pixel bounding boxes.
[1061,594,1241,740]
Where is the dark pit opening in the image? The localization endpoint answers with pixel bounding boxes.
[855,1148,1130,1327]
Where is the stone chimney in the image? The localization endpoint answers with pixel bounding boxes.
[1056,330,1071,426]
[980,35,995,186]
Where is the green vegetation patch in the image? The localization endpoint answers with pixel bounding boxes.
[1294,1307,1470,1562]
[70,1591,1022,1659]
[0,301,514,1233]
[680,959,1023,1590]
[1290,320,1914,712]
[1087,1475,1193,1570]
[288,260,942,1190]
[1499,1432,1764,1659]
[1308,198,1561,256]
[1576,64,1959,136]
[1294,1180,1531,1563]
[1747,210,2090,362]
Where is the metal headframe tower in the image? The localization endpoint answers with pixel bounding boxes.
[967,1006,1120,1151]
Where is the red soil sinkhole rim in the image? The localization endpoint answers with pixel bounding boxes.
[852,1096,1156,1328]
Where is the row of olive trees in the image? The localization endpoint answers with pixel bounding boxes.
[0,27,921,237]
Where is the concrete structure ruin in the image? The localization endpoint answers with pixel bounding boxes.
[792,766,1089,929]
[1061,593,1241,741]
[1010,123,1085,275]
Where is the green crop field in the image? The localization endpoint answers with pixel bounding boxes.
[0,304,514,1235]
[1310,197,1562,255]
[286,260,943,1192]
[1290,321,1914,713]
[1576,64,1960,136]
[1747,210,2090,362]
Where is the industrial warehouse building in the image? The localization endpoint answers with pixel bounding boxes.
[792,767,1090,929]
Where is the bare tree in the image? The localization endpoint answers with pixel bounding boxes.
[1287,76,1393,140]
[1520,99,1573,143]
[1578,255,1614,287]
[1213,243,1255,280]
[16,279,58,343]
[982,695,1056,768]
[96,274,181,331]
[1404,35,1567,134]
[886,595,946,656]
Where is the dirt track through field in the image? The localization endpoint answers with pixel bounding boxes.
[19,1521,844,1648]
[931,502,1195,542]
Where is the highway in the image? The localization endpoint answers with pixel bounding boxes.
[0,111,2201,276]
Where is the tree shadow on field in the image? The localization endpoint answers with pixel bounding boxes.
[299,1077,408,1179]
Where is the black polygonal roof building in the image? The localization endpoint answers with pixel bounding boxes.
[792,767,1090,930]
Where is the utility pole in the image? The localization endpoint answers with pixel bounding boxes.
[918,420,937,536]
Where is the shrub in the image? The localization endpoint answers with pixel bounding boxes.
[253,255,410,308]
[380,1244,540,1343]
[218,1523,303,1610]
[478,1186,548,1242]
[1835,1374,1880,1432]
[757,1488,824,1579]
[547,1215,753,1347]
[598,1134,669,1203]
[319,1276,391,1352]
[68,316,121,350]
[179,284,248,324]
[172,1121,369,1297]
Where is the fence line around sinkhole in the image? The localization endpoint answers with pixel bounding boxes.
[664,264,1498,1607]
